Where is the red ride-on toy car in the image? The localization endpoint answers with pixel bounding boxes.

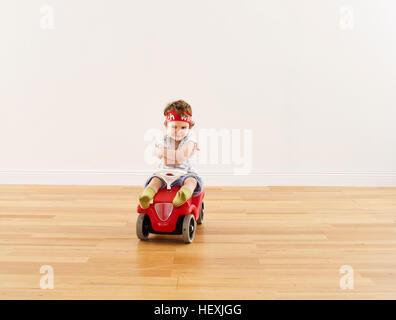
[136,169,205,243]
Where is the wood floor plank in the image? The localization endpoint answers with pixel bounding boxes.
[0,185,395,299]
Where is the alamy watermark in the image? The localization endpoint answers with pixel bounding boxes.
[40,5,55,30]
[144,128,253,174]
[40,265,54,289]
[339,265,354,290]
[339,5,354,30]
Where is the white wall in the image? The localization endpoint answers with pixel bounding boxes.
[1,0,396,186]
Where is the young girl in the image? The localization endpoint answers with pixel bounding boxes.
[138,100,203,209]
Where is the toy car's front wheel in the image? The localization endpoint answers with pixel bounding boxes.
[136,213,150,240]
[182,214,196,244]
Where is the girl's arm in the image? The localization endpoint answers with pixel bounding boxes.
[178,141,198,164]
[154,144,176,166]
[154,144,164,159]
[162,141,198,166]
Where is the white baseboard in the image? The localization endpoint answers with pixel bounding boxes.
[0,170,396,186]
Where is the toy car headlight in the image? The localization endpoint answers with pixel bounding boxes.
[154,203,173,222]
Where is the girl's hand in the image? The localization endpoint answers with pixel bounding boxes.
[155,144,165,159]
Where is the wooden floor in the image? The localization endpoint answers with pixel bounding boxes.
[0,184,395,299]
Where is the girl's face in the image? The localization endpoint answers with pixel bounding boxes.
[166,121,189,141]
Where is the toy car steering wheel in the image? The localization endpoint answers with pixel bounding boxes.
[153,169,188,190]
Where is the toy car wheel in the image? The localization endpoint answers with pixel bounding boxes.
[197,201,204,225]
[182,214,196,244]
[136,214,150,240]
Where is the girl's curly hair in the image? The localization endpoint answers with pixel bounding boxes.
[163,99,195,128]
